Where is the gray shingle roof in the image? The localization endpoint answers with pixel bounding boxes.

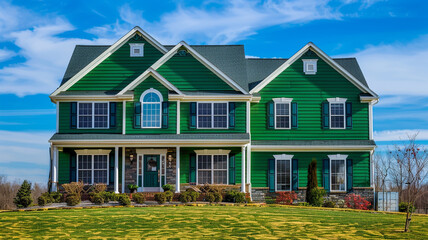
[50,133,250,141]
[60,44,372,94]
[252,140,376,146]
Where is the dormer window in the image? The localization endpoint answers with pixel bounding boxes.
[302,59,318,75]
[130,43,144,57]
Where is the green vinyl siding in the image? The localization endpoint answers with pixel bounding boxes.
[251,54,369,140]
[180,102,246,133]
[125,76,176,134]
[156,52,236,91]
[251,152,370,188]
[58,148,123,185]
[179,147,243,184]
[58,102,122,134]
[68,36,163,91]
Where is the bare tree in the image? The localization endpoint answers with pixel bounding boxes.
[374,152,392,210]
[389,134,428,232]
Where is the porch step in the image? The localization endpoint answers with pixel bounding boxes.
[140,187,163,192]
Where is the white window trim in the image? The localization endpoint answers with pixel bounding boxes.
[302,59,318,75]
[273,98,293,129]
[129,43,144,57]
[327,97,347,129]
[140,88,163,129]
[196,102,229,129]
[76,153,110,185]
[195,153,229,185]
[328,154,348,192]
[274,154,293,192]
[77,102,109,129]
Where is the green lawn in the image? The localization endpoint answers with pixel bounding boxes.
[0,206,427,239]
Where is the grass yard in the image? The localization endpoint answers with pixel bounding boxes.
[0,206,427,239]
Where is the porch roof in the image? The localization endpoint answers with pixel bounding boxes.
[252,140,376,146]
[50,133,250,141]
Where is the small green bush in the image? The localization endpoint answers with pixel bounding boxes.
[117,194,131,206]
[179,191,193,203]
[323,201,335,208]
[164,191,174,202]
[205,192,215,203]
[128,184,138,192]
[66,194,81,206]
[224,190,246,203]
[162,184,174,192]
[154,192,166,204]
[265,196,276,204]
[189,191,200,202]
[133,193,145,204]
[213,192,222,203]
[37,195,49,206]
[399,202,415,213]
[298,202,311,206]
[309,187,325,207]
[91,193,104,205]
[14,180,33,208]
[101,192,117,203]
[50,192,63,203]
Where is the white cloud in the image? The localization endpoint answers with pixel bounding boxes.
[374,129,428,142]
[0,109,55,116]
[351,35,428,97]
[0,130,52,147]
[0,48,16,61]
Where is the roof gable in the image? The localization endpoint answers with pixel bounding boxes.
[51,26,167,96]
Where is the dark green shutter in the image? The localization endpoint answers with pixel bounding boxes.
[70,153,77,182]
[189,153,196,183]
[322,102,329,129]
[70,102,77,129]
[189,102,197,129]
[134,102,141,128]
[322,159,330,192]
[292,159,298,191]
[229,154,235,184]
[291,102,298,129]
[229,102,235,129]
[109,102,116,128]
[266,101,274,129]
[346,102,352,129]
[347,159,353,192]
[162,101,169,129]
[268,159,275,192]
[109,153,114,185]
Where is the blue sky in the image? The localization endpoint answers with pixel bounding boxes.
[1,0,428,185]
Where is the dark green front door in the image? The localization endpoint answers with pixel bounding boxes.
[144,155,159,187]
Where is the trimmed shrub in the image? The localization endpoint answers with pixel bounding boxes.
[298,202,311,207]
[37,195,49,206]
[154,192,166,204]
[336,199,345,208]
[101,192,117,203]
[345,194,371,210]
[162,184,174,192]
[306,160,318,205]
[213,192,222,203]
[117,194,131,206]
[224,190,246,203]
[309,187,325,207]
[91,193,104,205]
[179,192,192,203]
[189,191,200,202]
[14,180,33,208]
[205,192,215,203]
[50,192,62,203]
[133,193,145,204]
[399,202,415,213]
[323,201,336,208]
[66,194,81,206]
[164,191,174,202]
[276,191,298,205]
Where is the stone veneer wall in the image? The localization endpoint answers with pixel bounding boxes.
[251,187,374,204]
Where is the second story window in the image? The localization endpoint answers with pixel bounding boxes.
[77,102,109,129]
[141,88,162,128]
[197,102,228,129]
[273,98,293,129]
[328,98,347,129]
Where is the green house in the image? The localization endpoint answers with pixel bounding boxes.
[49,27,378,202]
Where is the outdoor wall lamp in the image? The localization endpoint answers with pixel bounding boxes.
[130,154,134,164]
[168,154,172,168]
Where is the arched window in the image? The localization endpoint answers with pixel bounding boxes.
[140,88,163,128]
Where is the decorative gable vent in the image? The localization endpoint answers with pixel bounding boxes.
[130,43,144,57]
[177,49,188,56]
[302,59,318,75]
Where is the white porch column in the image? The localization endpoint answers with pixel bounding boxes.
[122,100,126,135]
[177,100,181,134]
[51,146,58,192]
[176,146,181,193]
[114,146,119,193]
[246,144,251,186]
[241,145,246,193]
[122,147,125,193]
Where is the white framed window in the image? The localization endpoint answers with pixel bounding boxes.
[77,102,109,129]
[197,102,228,129]
[130,43,144,57]
[140,88,163,128]
[273,98,292,129]
[195,149,230,185]
[329,154,347,192]
[77,154,109,185]
[327,97,347,129]
[302,59,318,75]
[274,154,293,191]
